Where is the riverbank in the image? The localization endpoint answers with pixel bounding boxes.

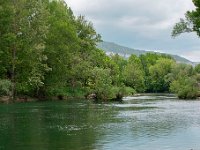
[0,96,37,103]
[0,95,88,104]
[1,93,200,104]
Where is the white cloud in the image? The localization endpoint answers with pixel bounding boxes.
[65,0,200,62]
[181,51,200,62]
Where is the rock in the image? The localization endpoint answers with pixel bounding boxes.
[87,93,96,99]
[0,96,10,103]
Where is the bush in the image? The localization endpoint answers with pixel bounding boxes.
[88,67,113,100]
[0,79,12,96]
[170,77,199,99]
[111,85,135,100]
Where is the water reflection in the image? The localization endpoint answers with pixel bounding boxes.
[0,96,200,150]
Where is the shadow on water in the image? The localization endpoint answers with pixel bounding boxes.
[0,95,200,150]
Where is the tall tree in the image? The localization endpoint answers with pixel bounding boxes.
[149,58,175,92]
[123,54,145,92]
[139,53,173,92]
[42,0,78,97]
[0,0,49,101]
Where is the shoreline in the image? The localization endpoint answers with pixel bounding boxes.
[1,93,199,104]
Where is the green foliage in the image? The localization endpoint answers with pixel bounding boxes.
[98,41,191,64]
[122,54,145,92]
[0,0,50,100]
[195,64,200,73]
[0,0,199,101]
[139,53,174,92]
[123,62,145,92]
[0,79,11,96]
[109,54,127,85]
[168,63,199,99]
[76,15,101,49]
[172,0,200,37]
[87,67,113,100]
[170,77,199,99]
[111,85,135,100]
[149,58,175,92]
[168,63,195,81]
[171,0,200,99]
[43,0,78,97]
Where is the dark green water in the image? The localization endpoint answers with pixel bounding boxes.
[0,95,200,150]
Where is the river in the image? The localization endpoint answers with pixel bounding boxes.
[0,95,200,150]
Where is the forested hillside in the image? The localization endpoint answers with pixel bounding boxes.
[0,0,200,102]
[97,41,195,65]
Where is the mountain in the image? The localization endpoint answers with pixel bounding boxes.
[97,41,195,65]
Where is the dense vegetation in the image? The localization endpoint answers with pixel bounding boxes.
[0,0,199,102]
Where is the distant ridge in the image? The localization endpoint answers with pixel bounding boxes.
[97,41,195,65]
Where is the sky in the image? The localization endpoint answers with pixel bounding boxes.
[64,0,200,62]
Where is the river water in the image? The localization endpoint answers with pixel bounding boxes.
[0,95,200,150]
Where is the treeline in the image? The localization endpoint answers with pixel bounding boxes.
[111,53,200,99]
[0,0,199,102]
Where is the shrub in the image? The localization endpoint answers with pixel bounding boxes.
[170,77,199,99]
[111,85,135,100]
[0,79,12,96]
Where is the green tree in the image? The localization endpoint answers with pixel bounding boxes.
[87,67,113,100]
[0,79,11,96]
[167,63,195,82]
[109,54,127,85]
[195,64,200,73]
[171,0,200,99]
[170,77,198,99]
[0,0,49,101]
[172,0,200,37]
[76,15,101,51]
[41,1,103,99]
[195,64,200,91]
[111,85,135,100]
[123,54,145,92]
[149,58,175,92]
[168,63,199,99]
[139,53,173,92]
[42,0,78,98]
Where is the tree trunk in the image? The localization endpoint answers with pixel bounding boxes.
[10,0,17,102]
[10,45,16,102]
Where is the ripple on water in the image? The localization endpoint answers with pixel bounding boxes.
[1,95,200,150]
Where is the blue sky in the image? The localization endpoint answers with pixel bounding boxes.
[65,0,200,62]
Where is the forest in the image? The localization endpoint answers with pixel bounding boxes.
[0,0,200,103]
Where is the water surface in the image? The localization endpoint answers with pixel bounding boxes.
[0,95,200,150]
